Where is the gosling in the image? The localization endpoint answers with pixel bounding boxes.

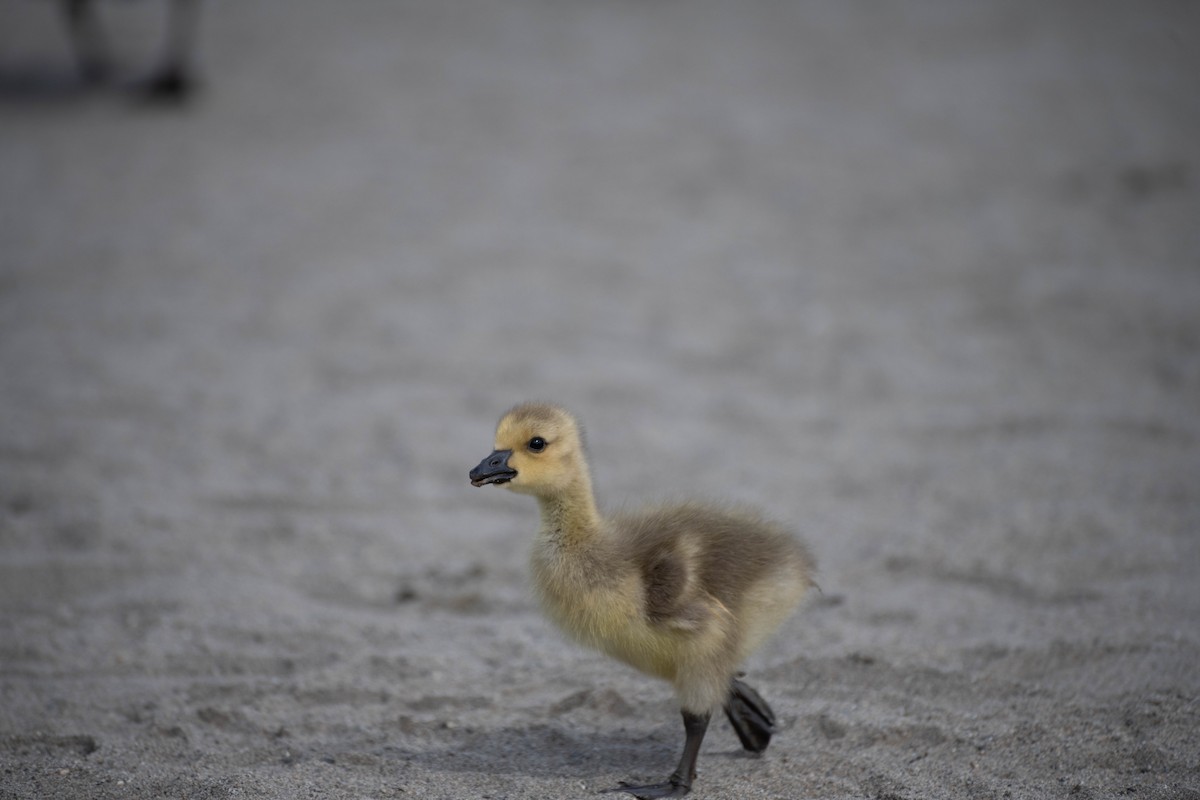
[469,403,815,798]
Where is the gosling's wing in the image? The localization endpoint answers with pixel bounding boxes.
[641,544,709,632]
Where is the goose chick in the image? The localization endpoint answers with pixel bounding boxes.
[470,403,816,799]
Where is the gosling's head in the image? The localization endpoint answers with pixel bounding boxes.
[469,403,588,497]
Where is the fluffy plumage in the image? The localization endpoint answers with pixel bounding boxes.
[470,403,815,798]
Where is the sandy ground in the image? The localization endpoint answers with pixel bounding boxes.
[2,2,1199,798]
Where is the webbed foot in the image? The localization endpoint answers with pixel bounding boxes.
[138,65,195,103]
[601,776,690,798]
[725,677,775,753]
[603,709,707,798]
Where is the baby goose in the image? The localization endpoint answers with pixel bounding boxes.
[469,403,816,798]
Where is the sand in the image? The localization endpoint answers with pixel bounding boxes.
[1,2,1198,798]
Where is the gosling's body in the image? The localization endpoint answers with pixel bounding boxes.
[532,502,809,713]
[470,403,815,798]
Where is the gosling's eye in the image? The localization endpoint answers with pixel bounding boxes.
[528,437,547,452]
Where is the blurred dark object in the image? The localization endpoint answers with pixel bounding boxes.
[61,0,200,104]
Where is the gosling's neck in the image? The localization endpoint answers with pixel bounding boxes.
[535,472,603,547]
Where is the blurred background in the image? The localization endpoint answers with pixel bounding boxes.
[1,1,1198,797]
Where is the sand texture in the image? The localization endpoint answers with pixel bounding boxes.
[2,2,1198,798]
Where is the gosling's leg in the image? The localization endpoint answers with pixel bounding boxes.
[723,677,776,753]
[62,0,110,84]
[604,709,710,799]
[140,0,199,102]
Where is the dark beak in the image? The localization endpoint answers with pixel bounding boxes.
[470,449,517,487]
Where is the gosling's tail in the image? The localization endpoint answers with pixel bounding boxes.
[724,677,776,753]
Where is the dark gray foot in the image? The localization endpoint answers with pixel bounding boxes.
[138,65,195,103]
[76,56,111,86]
[602,776,690,798]
[724,677,776,753]
[603,709,708,799]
